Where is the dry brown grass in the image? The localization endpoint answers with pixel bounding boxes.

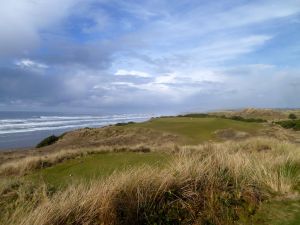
[4,138,298,225]
[51,126,179,150]
[0,143,174,176]
[0,177,49,225]
[0,126,179,174]
[210,108,287,120]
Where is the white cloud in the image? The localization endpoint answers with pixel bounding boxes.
[1,0,300,112]
[115,69,151,77]
[15,59,48,70]
[0,0,80,58]
[154,74,177,84]
[198,0,300,32]
[193,35,272,60]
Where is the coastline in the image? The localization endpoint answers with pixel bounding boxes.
[0,112,153,150]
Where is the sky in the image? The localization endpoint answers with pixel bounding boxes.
[0,0,300,114]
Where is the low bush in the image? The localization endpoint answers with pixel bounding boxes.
[227,116,267,123]
[36,135,59,148]
[288,113,297,120]
[178,113,210,118]
[115,121,136,126]
[275,119,300,131]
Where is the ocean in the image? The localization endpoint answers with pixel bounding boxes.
[0,111,152,150]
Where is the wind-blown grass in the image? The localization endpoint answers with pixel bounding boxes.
[3,138,299,225]
[0,145,161,176]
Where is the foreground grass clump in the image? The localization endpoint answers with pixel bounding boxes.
[18,165,262,225]
[13,138,300,225]
[0,177,52,225]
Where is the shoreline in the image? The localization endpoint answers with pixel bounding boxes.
[0,112,154,150]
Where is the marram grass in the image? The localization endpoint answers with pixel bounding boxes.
[1,138,299,225]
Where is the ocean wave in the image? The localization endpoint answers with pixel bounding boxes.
[0,114,149,124]
[0,114,151,135]
[0,122,107,134]
[0,116,149,129]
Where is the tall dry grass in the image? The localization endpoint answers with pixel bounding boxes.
[6,138,299,225]
[0,144,161,176]
[0,177,49,225]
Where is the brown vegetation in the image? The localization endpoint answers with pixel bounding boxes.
[211,108,287,120]
[0,144,166,176]
[52,126,179,149]
[1,138,299,225]
[0,126,178,166]
[214,128,249,140]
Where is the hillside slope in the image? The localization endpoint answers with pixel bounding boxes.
[210,108,287,120]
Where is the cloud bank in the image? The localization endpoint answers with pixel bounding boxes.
[0,0,300,113]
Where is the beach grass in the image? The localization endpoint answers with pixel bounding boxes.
[1,137,300,225]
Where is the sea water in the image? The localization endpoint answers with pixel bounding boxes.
[0,111,152,150]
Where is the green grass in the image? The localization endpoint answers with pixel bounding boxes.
[29,152,170,188]
[130,117,263,144]
[250,199,300,225]
[248,162,300,225]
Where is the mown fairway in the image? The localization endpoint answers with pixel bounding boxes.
[130,117,263,144]
[29,152,170,187]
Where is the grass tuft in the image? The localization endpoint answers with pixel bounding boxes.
[5,138,299,225]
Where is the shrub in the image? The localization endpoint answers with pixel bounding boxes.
[36,135,59,148]
[178,113,210,118]
[227,116,266,123]
[115,121,135,126]
[288,113,297,120]
[276,119,300,131]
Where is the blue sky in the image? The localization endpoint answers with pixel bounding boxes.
[0,0,299,114]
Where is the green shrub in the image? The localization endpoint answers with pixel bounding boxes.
[36,135,59,148]
[227,116,266,123]
[275,119,300,131]
[178,113,210,118]
[115,121,136,126]
[288,113,297,120]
